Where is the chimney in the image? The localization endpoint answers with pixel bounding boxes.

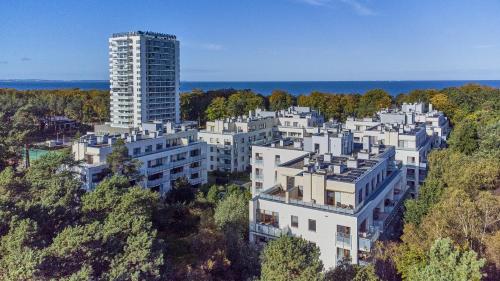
[304,157,310,165]
[323,153,332,163]
[333,164,347,174]
[358,150,370,160]
[347,158,359,168]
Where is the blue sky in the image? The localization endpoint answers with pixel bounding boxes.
[1,0,500,81]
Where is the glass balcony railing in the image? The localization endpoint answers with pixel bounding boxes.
[254,174,264,180]
[358,226,381,252]
[335,233,352,249]
[249,222,285,237]
[254,159,264,165]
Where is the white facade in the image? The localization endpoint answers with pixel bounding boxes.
[109,31,180,128]
[275,106,325,139]
[198,113,276,172]
[249,144,408,269]
[199,106,326,173]
[72,122,207,194]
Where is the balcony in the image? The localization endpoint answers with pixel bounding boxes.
[253,158,264,165]
[254,174,264,180]
[250,222,286,238]
[335,233,352,249]
[358,226,380,252]
[146,177,165,188]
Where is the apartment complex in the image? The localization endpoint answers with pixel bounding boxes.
[275,106,325,139]
[72,122,207,194]
[198,111,276,172]
[109,31,180,128]
[248,102,449,269]
[199,106,324,172]
[346,102,449,189]
[251,126,354,195]
[249,141,408,269]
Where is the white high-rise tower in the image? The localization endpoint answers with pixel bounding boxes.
[109,31,180,128]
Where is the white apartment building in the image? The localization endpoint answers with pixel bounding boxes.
[198,106,325,173]
[72,122,207,194]
[345,103,449,190]
[109,31,180,128]
[249,143,408,269]
[353,123,431,190]
[198,112,275,172]
[399,102,450,148]
[275,106,325,139]
[251,126,354,195]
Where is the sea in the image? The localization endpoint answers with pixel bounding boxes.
[1,80,500,96]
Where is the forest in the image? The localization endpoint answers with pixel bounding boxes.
[0,84,498,280]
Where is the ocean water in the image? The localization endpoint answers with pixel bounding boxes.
[1,80,500,96]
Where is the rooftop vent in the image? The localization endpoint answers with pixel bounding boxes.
[358,150,370,160]
[347,158,359,168]
[333,164,347,174]
[323,153,332,163]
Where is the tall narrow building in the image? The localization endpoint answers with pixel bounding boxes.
[109,31,180,128]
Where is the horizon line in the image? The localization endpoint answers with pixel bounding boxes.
[1,79,500,83]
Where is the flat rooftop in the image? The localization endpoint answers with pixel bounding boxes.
[280,146,391,183]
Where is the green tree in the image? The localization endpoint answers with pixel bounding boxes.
[353,265,380,281]
[165,177,195,204]
[205,97,228,121]
[260,235,323,281]
[226,90,264,117]
[406,238,485,281]
[105,138,141,180]
[213,190,249,237]
[0,152,166,280]
[448,119,479,155]
[269,90,293,111]
[357,89,392,117]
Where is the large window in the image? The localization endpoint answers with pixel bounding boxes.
[308,219,316,232]
[257,209,279,228]
[291,215,299,228]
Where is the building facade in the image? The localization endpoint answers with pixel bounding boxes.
[109,31,180,128]
[249,143,408,269]
[72,122,207,194]
[198,112,276,172]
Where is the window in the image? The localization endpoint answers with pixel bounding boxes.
[156,143,163,150]
[257,209,279,227]
[358,189,363,204]
[326,191,335,205]
[298,186,304,198]
[133,147,141,155]
[399,140,405,148]
[407,156,416,164]
[308,219,316,232]
[255,182,263,189]
[291,216,299,228]
[145,145,153,153]
[275,155,281,164]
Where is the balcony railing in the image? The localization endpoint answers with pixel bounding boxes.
[253,159,264,165]
[335,233,352,249]
[254,174,264,180]
[249,222,285,237]
[358,226,381,252]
